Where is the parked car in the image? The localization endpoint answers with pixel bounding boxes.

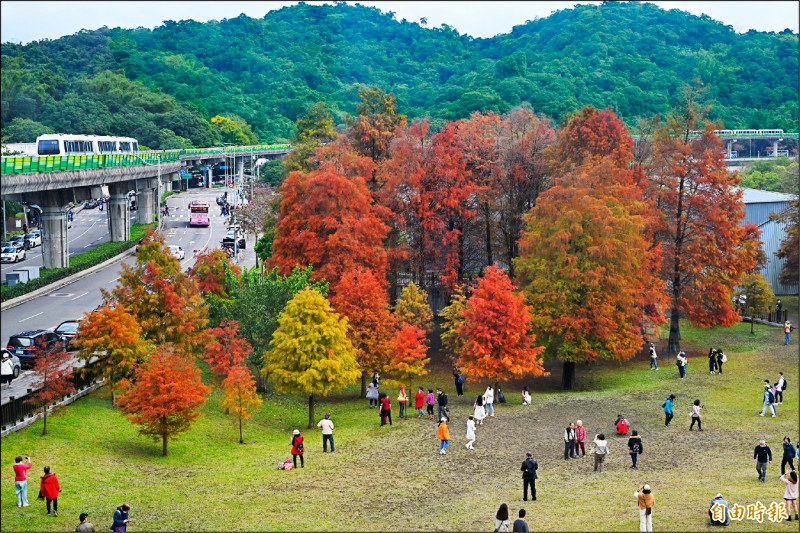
[6,330,65,368]
[1,246,26,263]
[84,200,99,209]
[9,235,26,248]
[24,232,41,247]
[168,245,185,260]
[0,349,22,378]
[221,236,246,250]
[53,320,82,351]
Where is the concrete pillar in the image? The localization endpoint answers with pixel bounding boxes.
[773,140,779,157]
[727,140,732,159]
[236,159,244,180]
[41,205,68,269]
[107,194,130,242]
[137,188,155,224]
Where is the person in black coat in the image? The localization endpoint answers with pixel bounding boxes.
[520,452,538,501]
[715,350,725,374]
[453,366,464,397]
[708,349,717,374]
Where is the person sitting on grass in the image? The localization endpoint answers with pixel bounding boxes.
[707,493,730,526]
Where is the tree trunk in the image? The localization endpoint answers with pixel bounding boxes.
[667,306,681,357]
[561,361,575,391]
[750,316,755,334]
[162,434,168,456]
[111,388,116,407]
[307,393,315,429]
[484,201,493,268]
[239,414,244,444]
[361,371,368,398]
[41,405,48,436]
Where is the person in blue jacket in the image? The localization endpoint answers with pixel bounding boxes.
[708,493,730,526]
[111,504,131,532]
[663,394,675,427]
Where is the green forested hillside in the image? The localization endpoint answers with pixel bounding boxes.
[1,1,797,148]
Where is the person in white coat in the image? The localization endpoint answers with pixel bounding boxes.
[484,385,495,417]
[521,386,531,405]
[465,415,476,449]
[1,355,14,389]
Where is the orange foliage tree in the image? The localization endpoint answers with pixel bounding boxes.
[649,117,761,355]
[31,339,75,436]
[220,365,262,444]
[117,347,210,456]
[331,268,395,396]
[268,167,389,293]
[456,266,546,390]
[203,319,253,377]
[73,304,148,406]
[384,323,429,389]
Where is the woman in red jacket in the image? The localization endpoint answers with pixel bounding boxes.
[379,393,392,426]
[415,387,425,418]
[40,466,61,516]
[291,430,304,469]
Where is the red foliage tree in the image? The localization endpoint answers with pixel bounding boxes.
[31,338,75,436]
[117,347,211,456]
[188,249,241,299]
[384,323,429,388]
[456,266,546,389]
[203,319,253,377]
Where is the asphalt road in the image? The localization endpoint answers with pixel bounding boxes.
[1,188,257,404]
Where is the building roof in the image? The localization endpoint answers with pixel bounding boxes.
[739,187,796,204]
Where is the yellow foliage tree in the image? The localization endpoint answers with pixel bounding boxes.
[439,284,468,363]
[211,115,258,145]
[393,282,433,333]
[262,288,360,428]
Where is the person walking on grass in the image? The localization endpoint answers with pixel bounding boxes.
[520,452,538,501]
[473,394,486,425]
[40,466,61,516]
[13,455,32,507]
[379,393,392,426]
[593,434,609,473]
[484,385,495,417]
[782,437,796,475]
[465,415,476,450]
[760,380,776,417]
[522,386,531,406]
[415,387,425,417]
[635,484,655,532]
[111,504,131,533]
[785,320,792,345]
[689,399,704,431]
[76,512,95,532]
[575,420,587,458]
[291,429,304,469]
[397,385,408,419]
[663,394,675,426]
[453,366,464,397]
[627,430,643,469]
[317,413,335,453]
[776,372,786,405]
[437,417,451,454]
[754,439,773,483]
[437,388,449,422]
[494,503,510,532]
[366,381,379,408]
[780,470,799,521]
[426,389,435,420]
[512,509,529,532]
[649,343,658,370]
[564,422,577,460]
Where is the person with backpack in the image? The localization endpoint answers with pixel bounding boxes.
[437,388,449,422]
[453,366,464,397]
[776,372,786,404]
[707,348,717,374]
[663,394,675,427]
[465,415,476,450]
[564,422,577,460]
[426,389,435,420]
[484,385,495,417]
[379,393,392,426]
[649,343,658,370]
[689,400,704,431]
[520,452,538,501]
[291,429,304,468]
[753,439,773,483]
[39,466,61,516]
[782,437,796,475]
[676,352,687,379]
[494,503,510,532]
[437,417,451,454]
[716,350,726,374]
[760,380,777,417]
[397,385,408,419]
[473,394,486,425]
[415,386,425,417]
[627,430,643,469]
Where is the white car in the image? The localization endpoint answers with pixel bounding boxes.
[168,245,185,260]
[26,232,42,247]
[1,246,26,263]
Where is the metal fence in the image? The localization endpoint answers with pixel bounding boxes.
[738,308,789,324]
[1,363,102,431]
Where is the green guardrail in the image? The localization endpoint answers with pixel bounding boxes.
[0,144,292,175]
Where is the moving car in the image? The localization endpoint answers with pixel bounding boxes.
[84,200,99,209]
[221,236,246,250]
[24,232,41,247]
[0,349,22,378]
[54,320,82,351]
[6,330,65,368]
[1,246,26,263]
[168,245,185,260]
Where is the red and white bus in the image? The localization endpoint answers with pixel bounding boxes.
[189,200,210,226]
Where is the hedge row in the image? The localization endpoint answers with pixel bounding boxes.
[0,223,155,302]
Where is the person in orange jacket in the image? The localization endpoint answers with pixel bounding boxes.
[40,466,61,516]
[438,417,451,455]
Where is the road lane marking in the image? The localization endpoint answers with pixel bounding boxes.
[71,292,89,300]
[19,312,43,322]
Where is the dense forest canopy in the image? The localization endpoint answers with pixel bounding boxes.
[1,1,798,148]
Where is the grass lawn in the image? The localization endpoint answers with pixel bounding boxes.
[1,321,797,532]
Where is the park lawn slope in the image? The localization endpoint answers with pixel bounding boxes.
[1,322,797,531]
